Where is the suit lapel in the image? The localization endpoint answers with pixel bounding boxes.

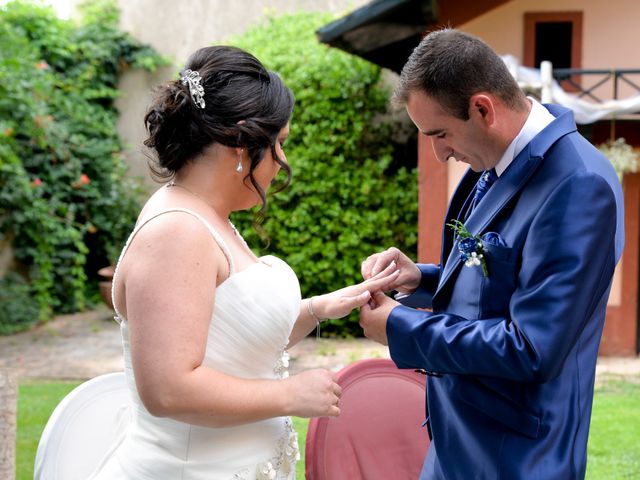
[439,170,480,265]
[465,145,542,237]
[434,105,578,300]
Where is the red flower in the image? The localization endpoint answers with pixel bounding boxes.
[35,61,49,70]
[31,178,43,188]
[72,173,91,188]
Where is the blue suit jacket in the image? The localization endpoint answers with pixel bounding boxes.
[387,105,624,480]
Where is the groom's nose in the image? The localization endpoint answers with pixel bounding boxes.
[430,138,451,164]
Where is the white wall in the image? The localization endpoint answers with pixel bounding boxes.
[462,0,640,98]
[462,0,639,68]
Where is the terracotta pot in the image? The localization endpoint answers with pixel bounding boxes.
[97,265,115,310]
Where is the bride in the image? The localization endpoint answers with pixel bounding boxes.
[42,45,399,479]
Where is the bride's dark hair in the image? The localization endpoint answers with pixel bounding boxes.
[144,45,294,216]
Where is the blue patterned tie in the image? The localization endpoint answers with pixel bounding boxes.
[467,169,497,217]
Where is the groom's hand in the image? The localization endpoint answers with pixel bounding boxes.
[361,247,421,294]
[359,291,400,346]
[315,262,400,320]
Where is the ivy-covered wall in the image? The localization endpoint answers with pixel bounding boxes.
[0,0,165,333]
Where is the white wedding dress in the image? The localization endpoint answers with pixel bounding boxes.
[36,208,302,480]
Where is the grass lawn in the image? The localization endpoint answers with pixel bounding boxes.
[16,379,639,479]
[585,380,640,479]
[17,381,81,480]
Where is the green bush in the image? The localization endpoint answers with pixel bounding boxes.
[232,12,418,336]
[0,0,165,331]
[0,272,40,335]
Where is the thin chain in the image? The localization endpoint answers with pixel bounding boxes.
[166,181,238,236]
[307,297,322,340]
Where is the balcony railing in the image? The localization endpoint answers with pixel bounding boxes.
[552,68,640,103]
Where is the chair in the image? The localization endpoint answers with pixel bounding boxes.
[34,372,130,480]
[305,358,429,480]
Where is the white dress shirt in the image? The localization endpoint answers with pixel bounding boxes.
[494,97,555,177]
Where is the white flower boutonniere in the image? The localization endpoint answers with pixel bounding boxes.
[447,220,489,277]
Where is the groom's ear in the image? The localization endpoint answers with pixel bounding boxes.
[469,94,495,126]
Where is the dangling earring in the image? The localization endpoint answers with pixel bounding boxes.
[236,149,244,173]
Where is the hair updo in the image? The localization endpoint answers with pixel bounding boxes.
[144,45,294,210]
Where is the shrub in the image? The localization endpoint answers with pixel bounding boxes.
[597,137,639,180]
[0,272,40,335]
[232,12,418,336]
[0,0,165,331]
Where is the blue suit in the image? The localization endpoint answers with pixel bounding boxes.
[387,105,624,480]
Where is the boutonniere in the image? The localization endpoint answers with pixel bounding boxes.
[447,220,489,277]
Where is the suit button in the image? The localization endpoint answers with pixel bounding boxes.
[414,369,443,377]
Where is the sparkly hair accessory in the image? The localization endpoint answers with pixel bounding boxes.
[180,69,206,109]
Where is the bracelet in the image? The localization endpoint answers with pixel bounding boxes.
[307,297,323,340]
[307,297,323,324]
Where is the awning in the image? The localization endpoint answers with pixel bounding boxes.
[316,0,436,73]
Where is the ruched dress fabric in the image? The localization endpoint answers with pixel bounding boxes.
[89,208,302,480]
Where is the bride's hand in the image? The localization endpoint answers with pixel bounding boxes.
[313,261,400,320]
[361,247,421,294]
[283,369,342,418]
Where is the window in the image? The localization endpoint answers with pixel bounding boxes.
[534,21,573,68]
[524,12,583,90]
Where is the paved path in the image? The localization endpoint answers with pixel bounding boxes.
[0,306,391,380]
[0,306,638,385]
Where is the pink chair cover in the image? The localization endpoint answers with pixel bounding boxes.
[305,358,429,479]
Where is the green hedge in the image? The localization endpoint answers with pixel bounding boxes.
[0,0,165,332]
[232,13,418,336]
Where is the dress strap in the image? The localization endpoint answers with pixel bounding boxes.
[111,208,235,322]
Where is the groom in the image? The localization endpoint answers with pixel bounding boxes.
[359,29,624,479]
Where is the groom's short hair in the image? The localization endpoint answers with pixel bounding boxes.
[394,28,528,120]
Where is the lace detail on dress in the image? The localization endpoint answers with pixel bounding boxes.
[255,413,300,479]
[256,349,300,477]
[231,348,299,479]
[273,349,290,379]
